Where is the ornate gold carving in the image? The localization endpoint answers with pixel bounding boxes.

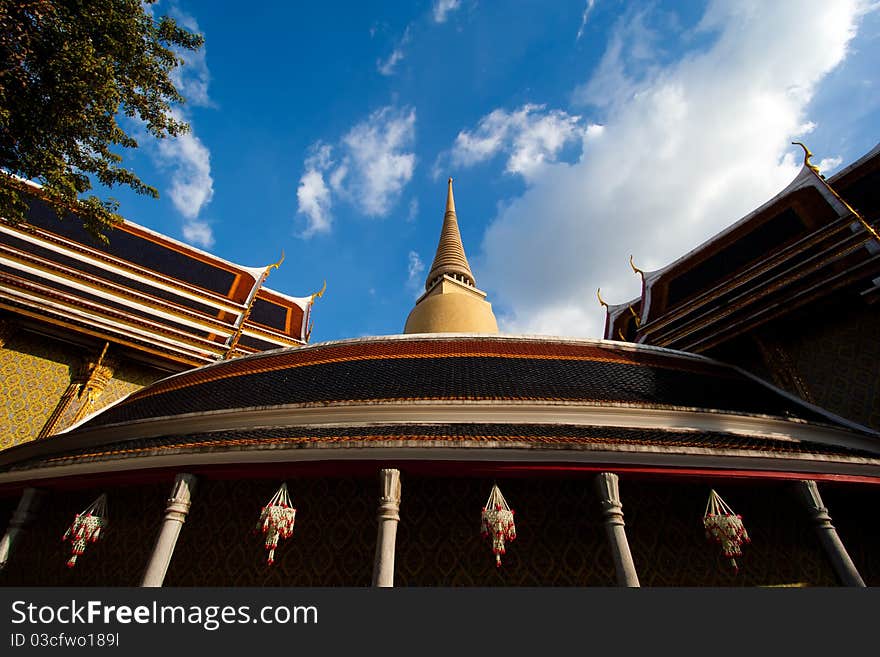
[792,141,821,175]
[596,288,609,309]
[37,342,114,438]
[310,279,327,303]
[629,255,645,282]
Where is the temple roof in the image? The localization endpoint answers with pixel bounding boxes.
[0,191,316,366]
[1,334,878,484]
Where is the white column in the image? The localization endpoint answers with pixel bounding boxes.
[372,468,401,587]
[0,487,43,571]
[140,473,197,587]
[595,472,640,587]
[796,480,865,587]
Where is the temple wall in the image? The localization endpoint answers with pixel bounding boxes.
[0,328,168,449]
[779,302,880,431]
[1,474,868,587]
[706,301,880,432]
[0,330,77,450]
[0,483,166,586]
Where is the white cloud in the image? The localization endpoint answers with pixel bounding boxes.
[478,0,871,338]
[407,198,419,222]
[139,6,215,248]
[576,0,597,41]
[182,219,214,248]
[445,104,585,178]
[167,6,212,108]
[407,250,425,287]
[339,107,417,216]
[818,156,843,174]
[295,106,417,236]
[154,119,214,224]
[433,0,461,23]
[377,25,411,76]
[378,48,405,76]
[296,169,333,237]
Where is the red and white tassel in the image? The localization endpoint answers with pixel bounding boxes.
[481,484,516,567]
[62,494,107,568]
[703,489,750,572]
[258,483,296,566]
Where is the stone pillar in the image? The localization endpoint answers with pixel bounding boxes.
[140,474,197,587]
[0,487,43,571]
[595,472,640,587]
[796,480,865,587]
[372,468,401,587]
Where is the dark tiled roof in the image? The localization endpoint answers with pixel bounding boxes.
[25,197,238,295]
[82,336,832,428]
[6,424,875,473]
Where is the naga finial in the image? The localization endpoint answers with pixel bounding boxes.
[597,288,609,309]
[629,254,644,280]
[310,279,327,303]
[267,250,286,272]
[792,142,821,176]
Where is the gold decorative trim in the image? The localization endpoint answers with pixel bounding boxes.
[793,141,880,245]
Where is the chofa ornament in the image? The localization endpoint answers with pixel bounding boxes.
[481,484,516,567]
[257,483,297,566]
[703,489,750,572]
[62,494,107,568]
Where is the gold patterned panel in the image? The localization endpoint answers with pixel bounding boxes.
[0,332,77,450]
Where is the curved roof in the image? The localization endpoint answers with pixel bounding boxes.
[1,334,879,483]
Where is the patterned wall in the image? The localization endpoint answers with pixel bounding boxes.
[781,302,880,430]
[1,474,864,587]
[0,331,76,449]
[0,483,167,586]
[0,329,167,449]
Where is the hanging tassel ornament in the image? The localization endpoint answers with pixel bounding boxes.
[62,494,107,568]
[480,484,516,567]
[257,483,296,566]
[703,489,750,572]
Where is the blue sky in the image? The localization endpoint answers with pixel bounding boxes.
[107,0,880,342]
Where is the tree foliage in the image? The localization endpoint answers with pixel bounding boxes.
[0,0,203,240]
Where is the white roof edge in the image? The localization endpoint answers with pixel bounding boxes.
[644,165,835,283]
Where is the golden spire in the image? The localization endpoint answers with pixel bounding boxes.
[404,178,498,334]
[425,177,476,290]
